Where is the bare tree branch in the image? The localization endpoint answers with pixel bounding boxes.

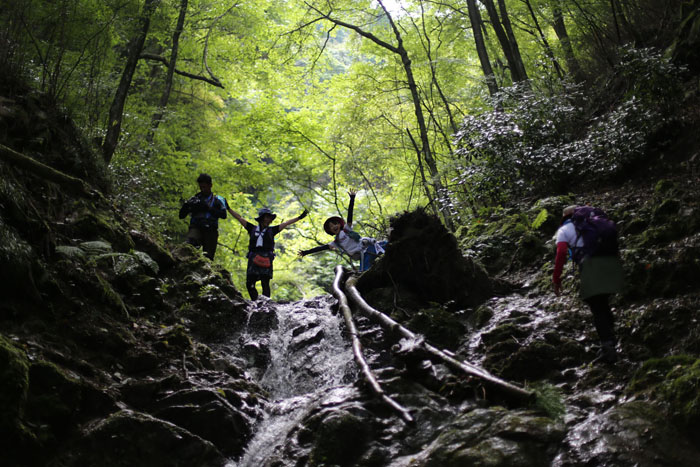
[140,53,224,88]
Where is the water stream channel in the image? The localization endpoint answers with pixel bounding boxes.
[228,297,356,466]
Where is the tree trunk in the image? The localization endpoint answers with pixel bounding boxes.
[467,0,499,95]
[102,0,160,164]
[310,1,454,229]
[377,1,453,229]
[551,1,584,83]
[479,0,528,84]
[0,143,96,199]
[523,0,563,79]
[147,0,188,144]
[497,0,529,83]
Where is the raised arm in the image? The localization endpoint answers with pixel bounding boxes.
[279,209,308,231]
[299,244,331,257]
[227,207,249,228]
[346,191,356,227]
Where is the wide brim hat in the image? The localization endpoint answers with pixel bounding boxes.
[323,216,345,235]
[255,208,277,222]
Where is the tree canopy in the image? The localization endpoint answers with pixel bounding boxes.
[2,0,696,298]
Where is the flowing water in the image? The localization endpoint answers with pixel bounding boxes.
[228,298,355,466]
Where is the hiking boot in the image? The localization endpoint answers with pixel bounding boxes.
[594,341,618,364]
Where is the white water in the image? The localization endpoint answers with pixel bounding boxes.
[229,299,355,467]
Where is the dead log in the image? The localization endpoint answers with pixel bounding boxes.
[333,266,414,424]
[345,275,534,405]
[0,143,97,199]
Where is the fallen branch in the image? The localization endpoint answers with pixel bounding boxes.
[0,143,97,199]
[345,274,534,405]
[333,266,414,424]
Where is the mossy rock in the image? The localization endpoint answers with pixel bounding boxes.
[309,410,370,466]
[469,304,495,329]
[155,325,194,354]
[480,323,529,347]
[408,307,465,350]
[0,334,30,428]
[55,409,224,467]
[93,273,129,317]
[0,219,41,302]
[68,208,134,252]
[25,361,83,430]
[628,355,700,431]
[488,340,561,381]
[652,198,682,223]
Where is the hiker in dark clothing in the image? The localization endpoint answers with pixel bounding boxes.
[179,173,227,260]
[553,205,624,363]
[299,191,385,271]
[228,206,307,300]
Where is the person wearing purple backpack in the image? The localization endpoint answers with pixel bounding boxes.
[553,205,624,364]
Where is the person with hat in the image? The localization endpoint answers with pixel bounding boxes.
[299,191,385,271]
[553,204,624,364]
[227,205,308,299]
[179,173,227,260]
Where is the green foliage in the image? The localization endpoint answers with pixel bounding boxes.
[531,209,548,230]
[529,381,566,421]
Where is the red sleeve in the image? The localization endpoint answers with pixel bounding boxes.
[553,242,569,285]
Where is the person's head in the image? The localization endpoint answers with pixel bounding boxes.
[255,208,277,226]
[323,216,345,236]
[561,205,577,224]
[197,173,213,195]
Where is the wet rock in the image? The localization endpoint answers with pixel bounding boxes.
[248,307,279,332]
[56,409,224,467]
[154,388,256,457]
[407,307,465,351]
[627,355,700,433]
[24,360,116,450]
[396,407,564,467]
[241,338,271,367]
[555,401,698,466]
[308,409,371,466]
[291,327,325,352]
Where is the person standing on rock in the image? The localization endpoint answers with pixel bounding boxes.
[298,190,386,272]
[227,205,308,300]
[552,205,624,364]
[178,173,227,260]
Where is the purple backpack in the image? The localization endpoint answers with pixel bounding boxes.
[570,206,619,264]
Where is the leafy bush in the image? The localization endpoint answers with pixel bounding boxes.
[450,47,687,209]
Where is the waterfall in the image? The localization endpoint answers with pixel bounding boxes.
[229,298,355,466]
